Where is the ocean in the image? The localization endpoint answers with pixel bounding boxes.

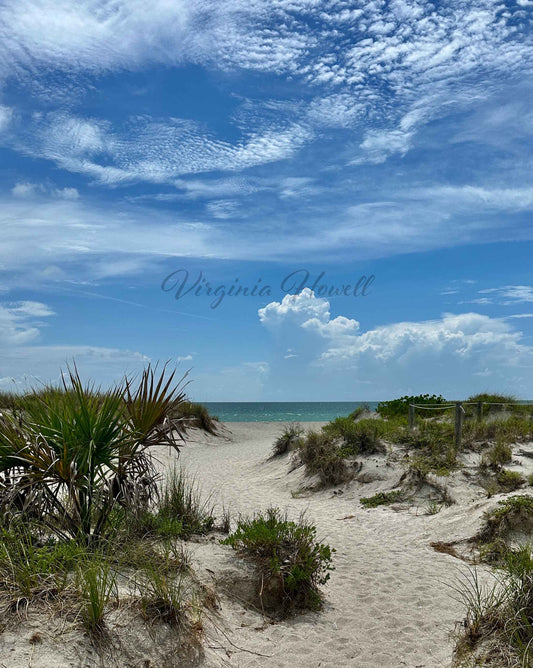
[202,401,378,422]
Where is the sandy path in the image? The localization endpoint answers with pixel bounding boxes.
[163,422,485,668]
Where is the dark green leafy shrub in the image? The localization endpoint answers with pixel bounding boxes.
[377,394,447,419]
[221,508,334,614]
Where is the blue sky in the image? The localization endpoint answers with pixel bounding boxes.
[1,0,533,400]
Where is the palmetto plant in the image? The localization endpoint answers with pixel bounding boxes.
[0,364,197,545]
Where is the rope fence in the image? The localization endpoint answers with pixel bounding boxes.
[408,400,533,449]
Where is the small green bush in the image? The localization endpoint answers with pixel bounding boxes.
[360,490,403,508]
[221,508,334,613]
[377,394,447,419]
[271,423,304,457]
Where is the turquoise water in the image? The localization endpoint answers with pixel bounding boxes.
[203,401,378,422]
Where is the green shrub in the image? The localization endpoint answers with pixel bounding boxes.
[298,431,349,486]
[0,529,86,598]
[271,423,304,457]
[360,490,403,508]
[221,508,334,613]
[377,394,447,419]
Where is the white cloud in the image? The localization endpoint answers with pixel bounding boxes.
[0,300,54,344]
[258,290,533,398]
[479,285,533,305]
[0,105,12,131]
[12,181,79,200]
[10,111,312,185]
[0,0,531,179]
[354,128,413,165]
[0,345,150,391]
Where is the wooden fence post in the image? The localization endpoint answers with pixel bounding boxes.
[476,401,483,422]
[408,404,415,431]
[455,402,463,450]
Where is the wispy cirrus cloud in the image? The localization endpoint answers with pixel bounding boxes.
[479,285,533,305]
[0,0,532,180]
[9,112,312,183]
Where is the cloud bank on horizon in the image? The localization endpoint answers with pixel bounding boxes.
[256,289,533,399]
[0,0,532,398]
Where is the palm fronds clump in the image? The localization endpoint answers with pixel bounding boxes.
[0,364,214,545]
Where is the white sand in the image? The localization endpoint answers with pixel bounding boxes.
[5,420,524,667]
[167,422,497,668]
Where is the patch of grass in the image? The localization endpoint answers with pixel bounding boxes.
[137,564,188,626]
[76,558,117,635]
[360,490,403,508]
[172,400,219,435]
[452,546,533,667]
[0,529,86,598]
[271,423,303,457]
[425,500,443,515]
[482,440,513,468]
[347,404,371,420]
[298,431,349,486]
[496,469,526,493]
[156,467,215,538]
[323,418,386,456]
[478,495,533,543]
[221,508,334,614]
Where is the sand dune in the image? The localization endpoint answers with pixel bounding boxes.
[163,422,497,668]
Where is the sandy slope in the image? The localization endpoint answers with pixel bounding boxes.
[164,422,498,668]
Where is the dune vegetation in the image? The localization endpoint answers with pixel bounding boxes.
[0,364,227,663]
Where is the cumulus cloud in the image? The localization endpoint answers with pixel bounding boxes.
[258,290,533,398]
